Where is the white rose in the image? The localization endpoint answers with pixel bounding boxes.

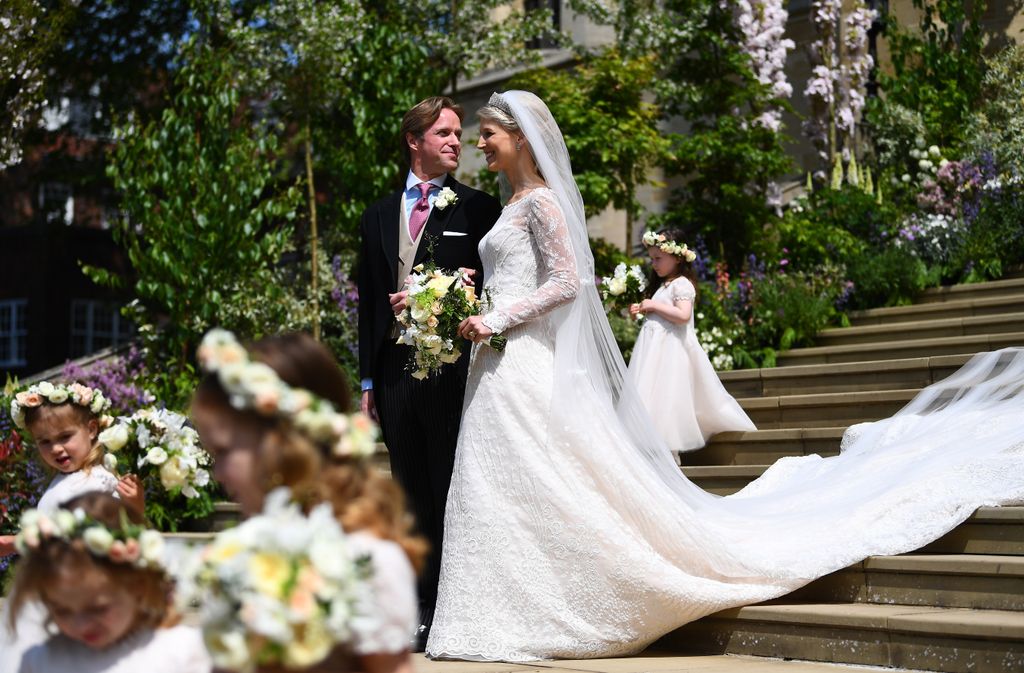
[47,389,69,404]
[54,509,77,535]
[82,527,115,555]
[159,458,188,490]
[206,630,252,671]
[103,453,119,472]
[928,144,941,158]
[145,446,168,465]
[410,303,430,323]
[607,277,626,296]
[98,424,130,452]
[36,382,55,396]
[138,529,165,564]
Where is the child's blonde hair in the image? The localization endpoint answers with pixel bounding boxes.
[8,491,173,633]
[191,332,429,574]
[24,402,106,473]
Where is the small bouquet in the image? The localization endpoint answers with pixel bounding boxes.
[98,408,212,499]
[600,263,648,319]
[396,263,506,380]
[180,489,371,672]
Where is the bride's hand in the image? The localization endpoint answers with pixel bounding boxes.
[458,316,493,342]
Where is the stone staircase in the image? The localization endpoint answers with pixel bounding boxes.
[660,277,1024,672]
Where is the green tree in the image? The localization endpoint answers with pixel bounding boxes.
[572,0,793,265]
[200,0,368,341]
[510,49,672,248]
[0,0,74,167]
[875,0,988,151]
[87,45,301,371]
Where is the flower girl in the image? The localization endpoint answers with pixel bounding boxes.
[7,381,144,524]
[7,491,210,673]
[1,382,146,672]
[190,330,425,673]
[627,229,756,452]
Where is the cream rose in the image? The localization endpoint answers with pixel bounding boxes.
[83,527,115,555]
[99,424,131,452]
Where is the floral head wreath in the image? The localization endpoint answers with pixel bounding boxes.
[197,329,378,459]
[10,381,112,430]
[642,230,697,263]
[15,506,166,572]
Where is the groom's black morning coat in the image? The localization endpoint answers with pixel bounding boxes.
[357,175,500,383]
[356,174,501,625]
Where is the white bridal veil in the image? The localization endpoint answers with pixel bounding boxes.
[499,89,1024,583]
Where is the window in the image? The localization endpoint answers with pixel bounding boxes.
[0,300,28,368]
[39,182,74,225]
[70,300,134,357]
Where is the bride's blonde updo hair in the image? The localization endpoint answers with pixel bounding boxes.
[192,332,427,572]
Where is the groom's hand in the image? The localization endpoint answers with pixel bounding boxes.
[389,290,409,315]
[361,390,378,421]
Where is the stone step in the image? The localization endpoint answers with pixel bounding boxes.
[657,602,1024,673]
[719,354,970,398]
[788,554,1024,611]
[684,427,845,466]
[847,294,1024,326]
[738,389,916,429]
[816,312,1024,347]
[682,465,768,495]
[776,332,1024,366]
[413,652,918,673]
[923,507,1024,556]
[917,277,1024,304]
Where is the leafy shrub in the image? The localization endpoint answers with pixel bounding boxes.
[845,244,929,309]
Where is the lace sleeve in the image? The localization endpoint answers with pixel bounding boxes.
[670,277,696,303]
[482,191,580,333]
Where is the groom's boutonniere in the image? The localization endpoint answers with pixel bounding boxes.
[434,186,458,210]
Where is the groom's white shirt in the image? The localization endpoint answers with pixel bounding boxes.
[403,171,447,232]
[361,171,450,393]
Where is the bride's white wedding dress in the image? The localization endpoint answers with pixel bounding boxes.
[425,91,1024,662]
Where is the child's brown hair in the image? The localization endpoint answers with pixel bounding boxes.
[192,332,428,573]
[646,227,699,299]
[8,491,173,633]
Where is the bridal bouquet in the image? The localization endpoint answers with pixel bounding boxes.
[396,263,506,380]
[601,263,647,319]
[180,489,372,672]
[98,408,212,499]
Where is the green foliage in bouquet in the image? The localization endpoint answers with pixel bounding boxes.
[396,258,506,380]
[99,408,215,533]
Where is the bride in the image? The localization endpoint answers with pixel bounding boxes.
[425,90,1024,662]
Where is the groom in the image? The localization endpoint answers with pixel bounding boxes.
[357,96,501,649]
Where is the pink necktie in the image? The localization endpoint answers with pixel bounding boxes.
[409,182,433,240]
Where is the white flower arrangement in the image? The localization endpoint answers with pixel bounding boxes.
[99,408,212,499]
[600,263,647,320]
[642,230,698,263]
[434,186,458,210]
[10,381,111,429]
[15,506,166,570]
[396,263,506,380]
[198,330,378,459]
[180,488,372,672]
